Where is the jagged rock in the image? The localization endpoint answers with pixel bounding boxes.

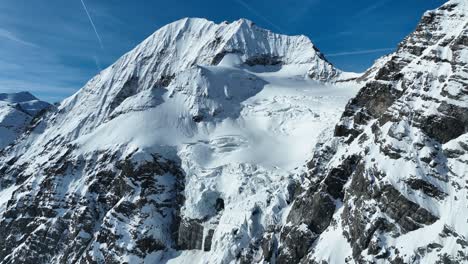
[215,198,224,212]
[204,229,215,251]
[322,155,360,199]
[245,54,282,66]
[176,218,204,250]
[281,1,468,262]
[287,191,335,234]
[406,178,447,199]
[261,232,278,262]
[277,224,317,264]
[0,151,185,263]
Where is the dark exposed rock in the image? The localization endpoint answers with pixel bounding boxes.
[416,114,466,144]
[136,237,166,253]
[322,155,360,199]
[287,191,335,234]
[192,115,204,123]
[286,180,304,204]
[406,178,447,199]
[215,198,225,212]
[341,164,439,259]
[204,229,215,251]
[379,143,404,159]
[157,74,175,87]
[245,54,282,66]
[211,50,228,65]
[109,76,140,113]
[353,81,402,119]
[277,225,317,264]
[334,81,403,141]
[456,238,468,248]
[377,184,438,233]
[0,151,185,263]
[261,232,277,262]
[374,60,405,81]
[177,218,204,250]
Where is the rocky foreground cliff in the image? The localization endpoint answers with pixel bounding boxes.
[0,1,467,264]
[278,1,468,263]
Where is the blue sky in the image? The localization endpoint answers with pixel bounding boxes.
[0,0,445,102]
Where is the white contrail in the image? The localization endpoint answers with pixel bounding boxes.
[0,28,39,48]
[326,48,394,57]
[80,0,104,49]
[233,0,284,33]
[354,0,390,18]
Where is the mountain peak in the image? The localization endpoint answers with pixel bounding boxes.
[57,17,339,135]
[0,91,38,103]
[139,17,325,67]
[233,17,255,27]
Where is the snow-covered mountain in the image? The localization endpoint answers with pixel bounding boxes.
[0,0,466,263]
[0,92,51,149]
[0,18,357,264]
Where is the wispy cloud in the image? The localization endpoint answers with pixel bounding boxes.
[233,0,284,33]
[326,48,394,57]
[80,0,104,49]
[0,0,132,102]
[0,28,38,47]
[312,31,354,42]
[354,0,390,18]
[287,0,320,23]
[0,41,93,102]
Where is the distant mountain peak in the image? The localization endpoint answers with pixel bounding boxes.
[0,91,38,103]
[0,91,51,148]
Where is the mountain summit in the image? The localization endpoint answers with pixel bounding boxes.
[58,17,340,136]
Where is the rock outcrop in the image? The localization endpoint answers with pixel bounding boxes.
[279,1,468,263]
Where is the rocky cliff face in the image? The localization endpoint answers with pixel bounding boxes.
[278,0,468,263]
